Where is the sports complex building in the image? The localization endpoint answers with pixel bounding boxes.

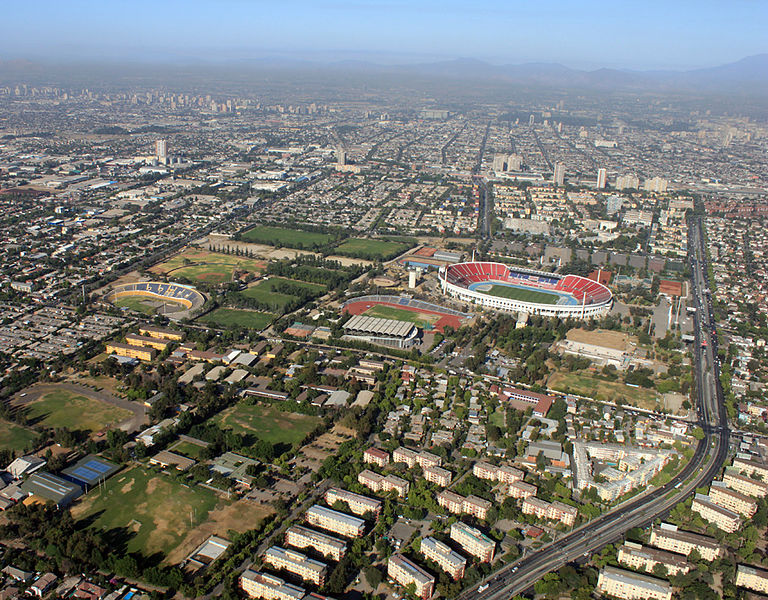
[438,261,612,318]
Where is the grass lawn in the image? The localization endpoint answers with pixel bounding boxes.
[114,296,159,315]
[149,249,265,284]
[239,277,325,310]
[23,390,133,432]
[170,440,208,460]
[333,238,411,260]
[200,308,276,330]
[241,225,335,249]
[489,409,506,428]
[363,304,440,328]
[214,403,320,448]
[483,284,560,305]
[71,465,221,556]
[0,419,38,453]
[547,370,659,410]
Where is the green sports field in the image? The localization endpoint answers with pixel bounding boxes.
[333,238,412,260]
[22,390,133,432]
[363,304,440,328]
[71,465,221,556]
[239,277,326,310]
[114,296,160,315]
[0,419,38,453]
[200,308,276,330]
[214,404,320,448]
[482,284,560,305]
[150,249,266,284]
[241,225,335,249]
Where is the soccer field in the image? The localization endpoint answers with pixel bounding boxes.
[363,304,440,328]
[150,249,265,284]
[200,308,276,330]
[483,284,561,304]
[21,390,132,432]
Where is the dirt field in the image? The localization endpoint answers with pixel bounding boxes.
[165,499,274,565]
[197,234,372,267]
[566,328,635,352]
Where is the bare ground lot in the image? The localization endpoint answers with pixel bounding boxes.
[566,328,636,352]
[197,234,372,267]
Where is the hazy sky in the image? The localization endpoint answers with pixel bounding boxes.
[3,0,766,70]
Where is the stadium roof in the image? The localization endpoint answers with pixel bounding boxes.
[61,454,120,487]
[344,314,416,338]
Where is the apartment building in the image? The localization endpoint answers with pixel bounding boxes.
[473,462,523,485]
[732,457,768,481]
[450,522,495,562]
[357,469,409,498]
[393,447,442,470]
[507,480,537,500]
[723,467,768,497]
[387,555,435,600]
[437,490,464,514]
[304,505,365,538]
[691,493,742,533]
[735,564,768,594]
[617,542,691,576]
[263,546,328,586]
[424,465,452,487]
[436,490,492,520]
[105,342,156,362]
[649,524,723,561]
[363,447,389,468]
[325,488,382,517]
[285,525,347,561]
[596,566,672,600]
[521,497,577,527]
[420,537,466,579]
[239,570,305,600]
[709,481,758,517]
[392,447,419,467]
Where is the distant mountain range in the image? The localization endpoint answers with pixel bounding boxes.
[1,53,766,94]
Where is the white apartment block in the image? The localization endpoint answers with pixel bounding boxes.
[732,457,768,481]
[424,465,452,487]
[263,546,328,586]
[473,461,523,484]
[285,525,347,561]
[363,447,390,468]
[357,469,409,498]
[691,493,742,533]
[325,487,382,517]
[649,524,723,561]
[450,522,495,562]
[420,537,466,579]
[463,495,492,520]
[736,564,768,594]
[305,505,365,538]
[521,497,577,527]
[723,468,768,497]
[239,570,305,600]
[617,542,691,576]
[709,482,758,517]
[437,490,464,514]
[508,480,537,499]
[393,447,442,470]
[596,566,672,600]
[387,554,435,600]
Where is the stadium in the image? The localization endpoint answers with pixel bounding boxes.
[107,281,206,318]
[438,262,612,318]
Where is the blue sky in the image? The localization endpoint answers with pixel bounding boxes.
[3,0,766,69]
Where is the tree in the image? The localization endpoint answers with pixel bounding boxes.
[364,566,383,589]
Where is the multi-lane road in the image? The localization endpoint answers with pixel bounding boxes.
[461,215,729,599]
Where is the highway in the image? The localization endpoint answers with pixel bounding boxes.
[462,214,729,599]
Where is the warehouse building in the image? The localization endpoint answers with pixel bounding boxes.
[20,472,82,507]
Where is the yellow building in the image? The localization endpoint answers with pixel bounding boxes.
[125,333,170,351]
[709,483,758,517]
[105,342,156,362]
[691,494,742,533]
[263,546,327,586]
[239,570,305,600]
[722,468,768,498]
[138,325,184,341]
